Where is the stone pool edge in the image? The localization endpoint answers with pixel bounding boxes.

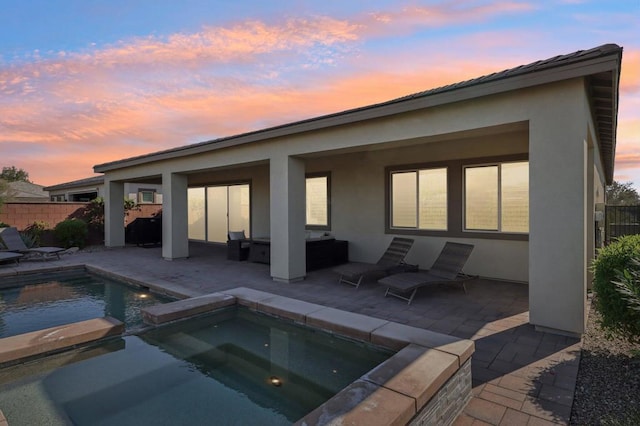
[142,286,475,426]
[0,317,124,367]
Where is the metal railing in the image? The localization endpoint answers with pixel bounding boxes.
[606,205,640,243]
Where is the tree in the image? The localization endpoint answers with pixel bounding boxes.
[607,181,640,206]
[0,179,8,213]
[0,166,30,182]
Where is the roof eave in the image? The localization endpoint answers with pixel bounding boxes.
[94,46,622,174]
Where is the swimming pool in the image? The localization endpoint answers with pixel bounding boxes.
[0,268,173,338]
[0,307,392,425]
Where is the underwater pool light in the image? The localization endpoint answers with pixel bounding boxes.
[269,376,282,387]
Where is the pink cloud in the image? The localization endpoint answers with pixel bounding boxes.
[357,1,536,37]
[0,3,636,187]
[615,152,640,169]
[620,48,640,95]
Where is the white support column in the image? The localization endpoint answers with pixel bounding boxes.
[104,180,125,247]
[529,110,589,336]
[270,155,306,282]
[162,172,189,260]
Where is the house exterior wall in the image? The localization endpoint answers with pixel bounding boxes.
[102,77,600,335]
[528,79,593,335]
[307,133,529,282]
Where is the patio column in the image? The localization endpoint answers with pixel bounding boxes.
[104,180,125,247]
[162,172,189,260]
[529,102,589,336]
[269,155,306,282]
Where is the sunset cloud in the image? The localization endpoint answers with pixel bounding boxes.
[0,1,638,187]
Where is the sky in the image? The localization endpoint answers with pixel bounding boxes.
[0,0,638,188]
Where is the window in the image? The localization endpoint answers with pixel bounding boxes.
[187,187,206,241]
[306,174,330,229]
[464,161,528,233]
[138,190,155,204]
[390,168,447,230]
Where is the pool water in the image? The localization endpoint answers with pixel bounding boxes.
[0,269,172,338]
[0,308,392,425]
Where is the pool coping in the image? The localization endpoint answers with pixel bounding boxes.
[142,286,475,425]
[0,317,124,367]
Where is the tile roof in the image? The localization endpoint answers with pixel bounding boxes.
[44,175,104,191]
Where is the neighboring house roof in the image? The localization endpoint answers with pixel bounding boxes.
[44,176,104,191]
[4,181,49,201]
[95,44,622,183]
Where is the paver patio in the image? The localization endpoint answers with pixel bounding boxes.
[0,242,582,425]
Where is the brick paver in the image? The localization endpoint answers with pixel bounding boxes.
[0,242,583,425]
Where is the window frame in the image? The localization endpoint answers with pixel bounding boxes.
[389,166,448,231]
[462,161,529,234]
[385,154,528,241]
[138,189,156,204]
[305,172,331,231]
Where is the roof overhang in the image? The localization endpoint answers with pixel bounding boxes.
[94,44,622,183]
[44,176,104,191]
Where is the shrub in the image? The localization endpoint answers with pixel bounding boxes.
[83,197,105,229]
[23,221,48,247]
[54,219,88,249]
[613,259,640,313]
[592,235,640,343]
[83,197,138,235]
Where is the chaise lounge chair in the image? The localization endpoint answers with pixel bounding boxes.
[378,242,476,304]
[0,251,23,265]
[0,227,66,260]
[333,237,414,288]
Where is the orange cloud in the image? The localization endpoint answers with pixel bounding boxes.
[620,48,640,95]
[357,1,536,37]
[615,152,640,169]
[1,3,636,187]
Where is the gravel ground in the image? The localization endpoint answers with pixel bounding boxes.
[570,298,640,425]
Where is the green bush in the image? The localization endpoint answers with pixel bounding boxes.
[592,235,640,343]
[613,259,640,313]
[54,219,88,249]
[23,221,48,247]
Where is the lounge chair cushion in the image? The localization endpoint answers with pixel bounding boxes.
[333,262,387,279]
[333,237,414,288]
[0,251,23,263]
[0,227,65,259]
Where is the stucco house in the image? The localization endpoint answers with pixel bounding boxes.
[45,176,162,204]
[95,44,622,337]
[2,181,49,202]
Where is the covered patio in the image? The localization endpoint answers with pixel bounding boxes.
[96,44,622,339]
[4,243,581,424]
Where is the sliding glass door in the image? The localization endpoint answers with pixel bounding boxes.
[206,186,228,243]
[188,183,250,243]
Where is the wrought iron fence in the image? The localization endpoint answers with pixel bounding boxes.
[606,205,640,243]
